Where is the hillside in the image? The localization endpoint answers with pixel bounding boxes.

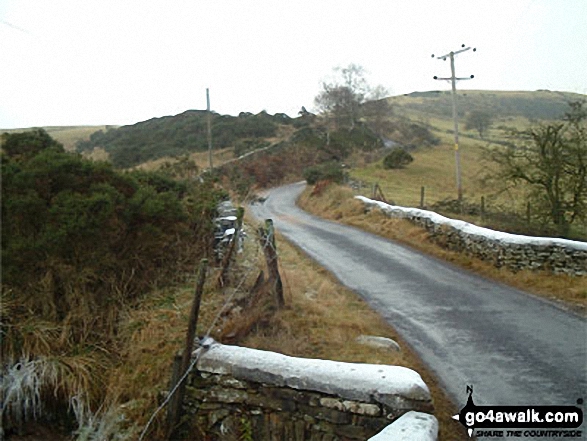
[351,90,587,240]
[75,110,296,168]
[390,89,582,121]
[29,89,578,173]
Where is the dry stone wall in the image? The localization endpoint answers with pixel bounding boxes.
[178,341,437,441]
[357,196,587,276]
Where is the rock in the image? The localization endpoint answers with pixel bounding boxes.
[356,335,401,352]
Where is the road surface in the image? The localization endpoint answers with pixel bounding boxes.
[250,182,587,438]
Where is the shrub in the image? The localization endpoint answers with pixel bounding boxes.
[303,162,345,185]
[383,148,414,169]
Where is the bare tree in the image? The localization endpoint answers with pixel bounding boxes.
[363,85,394,137]
[465,110,494,139]
[485,101,586,237]
[314,64,372,130]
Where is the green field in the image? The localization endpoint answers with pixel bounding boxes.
[350,89,586,239]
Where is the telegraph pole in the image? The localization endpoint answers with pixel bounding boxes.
[432,44,476,204]
[206,88,213,171]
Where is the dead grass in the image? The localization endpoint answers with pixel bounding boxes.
[101,274,234,438]
[229,216,468,440]
[293,182,586,438]
[298,183,587,311]
[133,147,235,172]
[11,197,470,439]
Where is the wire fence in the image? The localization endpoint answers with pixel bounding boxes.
[346,178,587,240]
[138,220,279,441]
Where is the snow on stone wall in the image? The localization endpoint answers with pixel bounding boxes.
[356,196,587,276]
[179,341,437,441]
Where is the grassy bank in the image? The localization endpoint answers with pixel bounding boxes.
[100,216,469,440]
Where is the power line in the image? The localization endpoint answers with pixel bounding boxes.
[0,19,32,35]
[432,44,476,205]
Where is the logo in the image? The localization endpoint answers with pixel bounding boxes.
[453,386,584,438]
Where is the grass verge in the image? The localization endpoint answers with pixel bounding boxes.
[240,227,469,440]
[298,183,587,311]
[102,215,469,440]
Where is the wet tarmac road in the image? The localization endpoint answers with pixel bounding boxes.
[250,182,587,439]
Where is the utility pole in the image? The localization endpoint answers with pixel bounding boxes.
[432,44,476,204]
[206,88,213,171]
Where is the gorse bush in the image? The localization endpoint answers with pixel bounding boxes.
[383,148,414,169]
[303,162,345,185]
[1,129,224,432]
[76,110,286,168]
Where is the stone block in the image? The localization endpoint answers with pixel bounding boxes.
[299,403,351,425]
[207,408,230,427]
[247,392,297,412]
[334,423,369,439]
[319,397,345,411]
[208,386,248,404]
[356,335,401,352]
[342,400,381,416]
[218,375,249,389]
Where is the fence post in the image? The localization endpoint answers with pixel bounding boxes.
[526,202,531,224]
[166,352,183,432]
[259,219,284,309]
[481,196,485,221]
[420,186,425,208]
[167,258,208,438]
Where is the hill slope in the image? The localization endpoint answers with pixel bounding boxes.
[390,89,583,121]
[75,110,295,168]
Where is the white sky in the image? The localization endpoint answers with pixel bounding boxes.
[1,0,586,129]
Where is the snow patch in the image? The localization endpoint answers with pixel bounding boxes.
[197,342,430,403]
[369,411,438,441]
[356,196,587,251]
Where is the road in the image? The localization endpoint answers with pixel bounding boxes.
[250,182,587,437]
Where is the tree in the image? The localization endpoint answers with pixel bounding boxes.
[485,101,586,237]
[314,64,371,130]
[465,110,494,138]
[362,85,394,138]
[1,128,64,160]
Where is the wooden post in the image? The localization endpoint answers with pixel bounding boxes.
[259,219,284,309]
[526,201,531,224]
[166,352,183,431]
[167,258,208,438]
[481,196,485,220]
[420,186,425,208]
[206,88,213,171]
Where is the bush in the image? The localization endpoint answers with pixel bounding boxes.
[1,129,223,350]
[383,148,414,169]
[303,162,345,185]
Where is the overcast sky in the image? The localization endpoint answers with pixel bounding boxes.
[1,0,586,129]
